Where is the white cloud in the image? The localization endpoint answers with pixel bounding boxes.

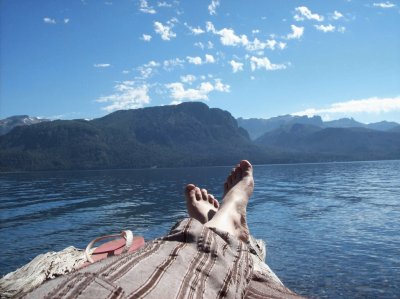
[167,82,212,101]
[230,60,244,73]
[205,54,215,63]
[315,24,336,33]
[94,63,111,68]
[208,0,220,15]
[139,0,156,14]
[154,21,176,40]
[250,56,286,71]
[245,38,283,51]
[158,1,172,7]
[252,29,260,34]
[181,74,197,84]
[166,79,230,102]
[187,56,202,65]
[97,82,150,112]
[43,17,56,24]
[286,25,304,39]
[141,34,152,41]
[195,41,213,50]
[145,61,159,67]
[185,23,205,35]
[194,42,205,49]
[192,27,205,35]
[163,58,185,71]
[373,2,396,8]
[214,79,230,92]
[337,26,346,33]
[278,42,287,49]
[332,11,343,20]
[292,96,400,117]
[294,6,324,21]
[137,61,160,79]
[206,21,216,33]
[64,18,70,24]
[217,28,248,46]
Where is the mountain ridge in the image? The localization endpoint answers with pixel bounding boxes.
[237,115,400,140]
[1,103,399,171]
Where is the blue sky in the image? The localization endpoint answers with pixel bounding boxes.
[1,0,399,123]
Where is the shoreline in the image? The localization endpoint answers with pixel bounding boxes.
[1,158,399,174]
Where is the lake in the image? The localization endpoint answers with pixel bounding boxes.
[1,160,399,298]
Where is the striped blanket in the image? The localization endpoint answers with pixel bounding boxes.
[25,218,304,299]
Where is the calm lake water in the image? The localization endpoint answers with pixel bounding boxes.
[1,160,399,298]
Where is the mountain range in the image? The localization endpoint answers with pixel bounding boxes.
[237,115,400,140]
[1,103,399,171]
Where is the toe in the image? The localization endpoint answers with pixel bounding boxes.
[228,174,233,186]
[209,195,219,208]
[185,184,196,193]
[201,188,208,201]
[185,184,196,199]
[207,194,214,204]
[195,187,202,201]
[213,199,219,208]
[240,160,252,172]
[234,167,242,181]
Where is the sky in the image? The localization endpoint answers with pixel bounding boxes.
[1,0,399,123]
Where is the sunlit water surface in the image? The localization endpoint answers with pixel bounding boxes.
[1,160,399,298]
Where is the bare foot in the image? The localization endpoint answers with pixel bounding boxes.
[205,160,254,242]
[185,184,219,224]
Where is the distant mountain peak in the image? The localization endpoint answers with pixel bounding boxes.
[0,115,50,136]
[238,114,399,140]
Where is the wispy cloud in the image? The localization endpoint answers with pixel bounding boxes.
[43,17,56,24]
[158,1,172,7]
[94,63,111,68]
[185,55,215,65]
[230,60,244,73]
[181,74,197,84]
[96,82,150,112]
[245,38,283,51]
[136,60,160,79]
[331,11,343,20]
[163,58,185,71]
[294,6,324,21]
[139,0,156,14]
[206,21,286,52]
[315,24,336,33]
[286,25,304,39]
[184,23,205,35]
[208,0,220,15]
[187,56,202,65]
[154,21,176,40]
[141,34,152,41]
[292,96,400,118]
[194,42,205,49]
[250,56,287,71]
[373,2,396,8]
[64,18,70,24]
